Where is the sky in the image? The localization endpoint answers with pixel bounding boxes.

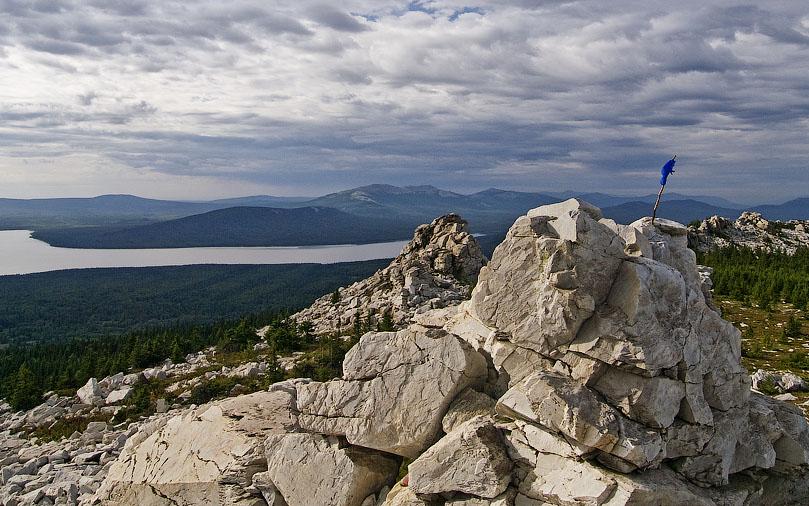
[1,0,808,203]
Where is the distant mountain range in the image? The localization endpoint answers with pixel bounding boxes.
[4,185,807,249]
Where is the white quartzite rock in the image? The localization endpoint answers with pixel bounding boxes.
[296,327,487,458]
[262,433,399,506]
[408,416,512,499]
[76,378,103,405]
[95,390,297,505]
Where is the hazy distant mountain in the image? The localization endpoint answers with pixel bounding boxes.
[210,195,310,206]
[5,186,806,249]
[551,192,744,209]
[303,184,557,232]
[32,207,416,249]
[305,184,466,216]
[600,199,741,224]
[0,195,221,229]
[753,198,809,220]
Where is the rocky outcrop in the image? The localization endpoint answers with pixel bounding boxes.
[689,211,809,254]
[95,390,297,505]
[386,199,809,504]
[291,214,486,335]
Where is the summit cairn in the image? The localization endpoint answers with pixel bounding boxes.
[410,199,809,504]
[291,214,486,335]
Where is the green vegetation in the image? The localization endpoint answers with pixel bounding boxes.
[698,246,809,311]
[699,246,809,397]
[0,261,387,344]
[0,313,268,410]
[0,306,370,411]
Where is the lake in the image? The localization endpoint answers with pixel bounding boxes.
[0,230,408,276]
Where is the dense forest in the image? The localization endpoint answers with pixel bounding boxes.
[698,246,809,310]
[1,306,395,411]
[0,261,387,344]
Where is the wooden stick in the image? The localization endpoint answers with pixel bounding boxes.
[652,184,665,225]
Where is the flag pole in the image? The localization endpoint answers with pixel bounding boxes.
[652,154,676,225]
[651,185,665,225]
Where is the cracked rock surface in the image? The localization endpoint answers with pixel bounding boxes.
[296,326,488,459]
[388,199,809,505]
[94,391,297,505]
[261,433,399,506]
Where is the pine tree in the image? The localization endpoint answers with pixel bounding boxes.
[378,308,395,332]
[10,364,40,411]
[171,338,184,364]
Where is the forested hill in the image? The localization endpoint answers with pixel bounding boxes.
[31,206,417,249]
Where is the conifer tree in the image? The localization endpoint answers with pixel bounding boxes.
[10,364,40,411]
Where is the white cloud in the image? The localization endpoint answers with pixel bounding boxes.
[0,0,807,202]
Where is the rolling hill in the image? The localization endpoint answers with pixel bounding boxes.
[0,195,221,229]
[753,198,809,220]
[31,206,417,249]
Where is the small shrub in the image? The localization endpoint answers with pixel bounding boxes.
[757,377,780,395]
[188,376,241,405]
[787,351,809,371]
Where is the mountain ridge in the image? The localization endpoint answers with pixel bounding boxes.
[31,206,418,249]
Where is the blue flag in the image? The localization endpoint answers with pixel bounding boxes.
[660,158,676,186]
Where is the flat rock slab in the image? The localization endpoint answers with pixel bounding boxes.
[95,391,297,505]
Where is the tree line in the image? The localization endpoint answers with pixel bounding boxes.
[0,310,284,410]
[698,246,809,311]
[2,304,399,411]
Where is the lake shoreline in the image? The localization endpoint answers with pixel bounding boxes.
[0,230,409,276]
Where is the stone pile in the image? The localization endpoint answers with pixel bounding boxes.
[291,214,486,335]
[75,349,213,407]
[83,201,809,505]
[690,211,809,254]
[0,347,222,505]
[0,411,140,505]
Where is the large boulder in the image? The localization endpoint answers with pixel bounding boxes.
[261,433,399,506]
[76,378,103,405]
[95,391,297,505]
[296,327,487,458]
[408,416,512,499]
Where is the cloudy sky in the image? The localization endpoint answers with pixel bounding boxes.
[1,0,808,203]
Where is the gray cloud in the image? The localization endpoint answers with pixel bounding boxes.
[0,0,807,203]
[307,5,370,32]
